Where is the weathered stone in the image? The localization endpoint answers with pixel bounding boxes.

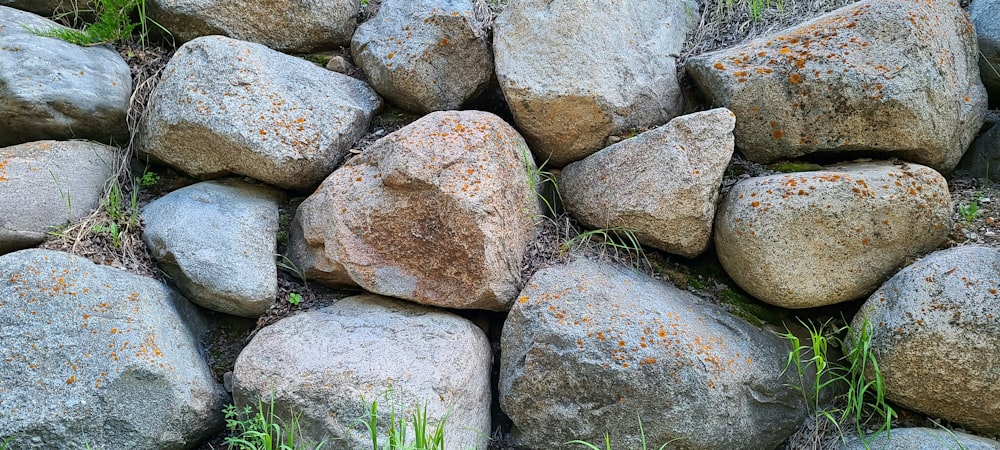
[139,35,381,191]
[687,0,987,172]
[956,114,1000,182]
[351,0,492,113]
[971,0,1000,107]
[500,258,809,450]
[561,108,736,258]
[494,0,697,166]
[0,249,226,449]
[0,0,82,16]
[852,246,1000,435]
[0,7,131,147]
[142,179,281,318]
[233,294,491,450]
[835,427,1000,450]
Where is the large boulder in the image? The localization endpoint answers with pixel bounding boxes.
[0,7,131,147]
[687,0,987,172]
[233,294,491,450]
[852,246,1000,435]
[956,114,1000,182]
[351,0,493,114]
[560,108,736,258]
[970,0,1000,106]
[835,427,1000,450]
[142,179,281,318]
[290,110,542,310]
[0,249,226,449]
[494,0,697,166]
[0,141,116,255]
[138,35,382,191]
[500,258,809,450]
[715,162,953,309]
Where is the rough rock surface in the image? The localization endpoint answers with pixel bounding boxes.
[0,7,131,147]
[0,141,116,255]
[957,114,1000,182]
[715,162,953,308]
[148,0,359,53]
[970,0,1000,107]
[494,0,697,166]
[560,108,736,258]
[0,249,226,449]
[291,110,541,310]
[351,0,493,113]
[142,179,281,318]
[0,0,78,16]
[852,246,1000,435]
[233,294,491,450]
[687,0,987,172]
[500,258,808,450]
[139,35,381,191]
[835,427,1000,450]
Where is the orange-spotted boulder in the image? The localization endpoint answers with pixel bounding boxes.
[687,0,986,172]
[715,161,953,309]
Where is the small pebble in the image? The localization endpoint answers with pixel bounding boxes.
[325,56,350,73]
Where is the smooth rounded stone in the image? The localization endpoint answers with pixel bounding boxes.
[138,35,382,191]
[0,7,131,147]
[834,427,1000,450]
[0,249,226,449]
[148,0,359,53]
[852,246,1000,435]
[351,0,492,114]
[500,258,809,450]
[686,0,986,173]
[715,162,953,309]
[142,179,281,318]
[0,141,117,255]
[0,1,80,16]
[232,294,491,450]
[291,110,542,310]
[970,0,1000,107]
[560,108,736,258]
[494,0,697,166]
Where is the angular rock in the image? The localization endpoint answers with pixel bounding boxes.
[956,114,1000,182]
[687,0,987,172]
[0,7,131,147]
[142,179,281,318]
[835,427,1000,450]
[971,0,1000,107]
[351,0,493,113]
[0,249,226,449]
[233,294,491,450]
[0,141,116,255]
[494,0,697,166]
[138,35,382,191]
[286,207,357,288]
[292,110,541,310]
[560,108,736,258]
[852,246,1000,435]
[148,0,359,53]
[500,258,809,450]
[715,162,953,308]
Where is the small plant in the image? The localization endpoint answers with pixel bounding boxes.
[50,170,73,223]
[136,169,159,187]
[32,0,165,46]
[358,393,447,450]
[959,192,984,223]
[1,436,14,450]
[276,254,308,287]
[717,0,784,22]
[560,227,649,269]
[288,292,303,306]
[223,396,323,450]
[566,414,677,450]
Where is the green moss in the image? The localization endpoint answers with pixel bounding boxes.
[768,160,823,173]
[301,54,333,65]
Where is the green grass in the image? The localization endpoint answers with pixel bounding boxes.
[768,160,823,173]
[1,436,13,450]
[717,0,785,21]
[358,394,448,450]
[31,0,165,46]
[224,397,324,450]
[566,414,678,450]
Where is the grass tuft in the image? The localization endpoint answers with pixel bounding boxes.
[566,414,678,450]
[223,396,324,450]
[31,0,165,47]
[358,391,448,450]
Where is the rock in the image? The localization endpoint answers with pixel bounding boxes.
[834,427,1000,450]
[494,0,697,166]
[138,35,382,191]
[148,0,359,53]
[291,110,542,310]
[956,114,1000,182]
[715,162,953,308]
[686,0,987,172]
[0,141,117,255]
[0,7,131,147]
[0,249,226,449]
[560,108,736,258]
[500,258,809,450]
[232,294,491,450]
[325,55,350,74]
[142,179,281,318]
[351,0,492,113]
[852,246,1000,435]
[285,206,357,288]
[0,1,77,16]
[970,0,1000,107]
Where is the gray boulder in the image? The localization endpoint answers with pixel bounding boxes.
[139,35,381,191]
[142,179,281,318]
[0,1,81,16]
[971,0,1000,107]
[835,427,1000,450]
[0,7,131,147]
[232,294,491,450]
[687,0,987,172]
[956,114,1000,182]
[560,108,736,258]
[715,162,953,308]
[500,258,809,450]
[0,141,116,254]
[0,249,226,449]
[351,0,493,113]
[852,246,1000,435]
[494,0,698,166]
